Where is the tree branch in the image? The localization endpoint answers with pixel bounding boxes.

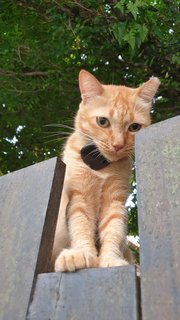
[0,70,50,77]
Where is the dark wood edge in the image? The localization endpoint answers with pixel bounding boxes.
[26,158,65,314]
[35,157,65,275]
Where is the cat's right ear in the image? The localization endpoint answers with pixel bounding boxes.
[79,70,103,103]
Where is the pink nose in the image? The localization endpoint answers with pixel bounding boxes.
[113,144,123,152]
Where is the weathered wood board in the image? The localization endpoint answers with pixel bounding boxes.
[135,116,180,320]
[0,157,65,320]
[27,266,139,320]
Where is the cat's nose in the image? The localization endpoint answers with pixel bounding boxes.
[113,144,123,152]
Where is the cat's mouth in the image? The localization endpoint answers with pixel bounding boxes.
[80,143,110,170]
[97,143,133,162]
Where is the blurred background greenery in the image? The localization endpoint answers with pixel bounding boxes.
[0,0,179,236]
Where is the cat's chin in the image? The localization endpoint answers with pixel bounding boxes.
[108,154,129,162]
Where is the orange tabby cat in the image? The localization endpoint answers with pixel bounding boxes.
[51,70,160,272]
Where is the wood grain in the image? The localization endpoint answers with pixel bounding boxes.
[27,266,140,320]
[136,116,180,320]
[0,157,65,320]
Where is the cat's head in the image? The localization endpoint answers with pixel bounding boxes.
[75,70,160,162]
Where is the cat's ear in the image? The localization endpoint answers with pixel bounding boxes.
[138,77,160,105]
[79,70,103,102]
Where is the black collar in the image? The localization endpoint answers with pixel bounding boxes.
[80,143,110,170]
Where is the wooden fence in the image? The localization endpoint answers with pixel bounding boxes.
[0,116,179,320]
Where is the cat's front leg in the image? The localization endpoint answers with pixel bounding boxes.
[98,200,129,268]
[55,190,98,272]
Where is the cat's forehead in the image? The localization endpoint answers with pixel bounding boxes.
[109,104,134,124]
[86,102,134,127]
[88,87,136,119]
[111,86,137,106]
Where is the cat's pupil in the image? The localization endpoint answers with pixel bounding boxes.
[132,123,139,130]
[96,117,109,127]
[128,123,141,132]
[99,117,106,125]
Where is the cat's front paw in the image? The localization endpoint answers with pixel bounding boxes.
[55,248,98,272]
[99,255,129,268]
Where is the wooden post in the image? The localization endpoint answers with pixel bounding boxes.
[135,116,180,320]
[0,157,65,320]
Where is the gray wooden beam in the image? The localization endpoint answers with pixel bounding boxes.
[135,116,180,320]
[27,266,140,320]
[0,157,65,320]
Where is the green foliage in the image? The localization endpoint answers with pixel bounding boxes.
[0,0,179,235]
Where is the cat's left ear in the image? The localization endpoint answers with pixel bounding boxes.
[138,77,160,105]
[79,70,103,103]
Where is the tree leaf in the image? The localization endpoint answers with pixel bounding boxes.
[136,23,148,42]
[124,29,136,50]
[115,0,126,14]
[112,22,127,45]
[127,2,138,20]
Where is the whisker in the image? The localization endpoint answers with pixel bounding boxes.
[84,149,100,159]
[61,119,74,124]
[95,152,104,160]
[43,132,71,139]
[42,131,71,135]
[44,124,74,130]
[43,137,68,144]
[44,123,108,148]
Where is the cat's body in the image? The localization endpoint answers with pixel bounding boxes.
[50,70,160,272]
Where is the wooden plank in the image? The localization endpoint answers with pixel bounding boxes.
[135,116,180,320]
[0,157,65,320]
[27,266,140,320]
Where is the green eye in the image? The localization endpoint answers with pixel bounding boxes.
[96,117,110,128]
[128,123,142,132]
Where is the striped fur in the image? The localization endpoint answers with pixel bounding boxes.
[51,70,160,272]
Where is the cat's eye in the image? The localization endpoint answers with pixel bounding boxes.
[96,117,110,128]
[128,123,142,132]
